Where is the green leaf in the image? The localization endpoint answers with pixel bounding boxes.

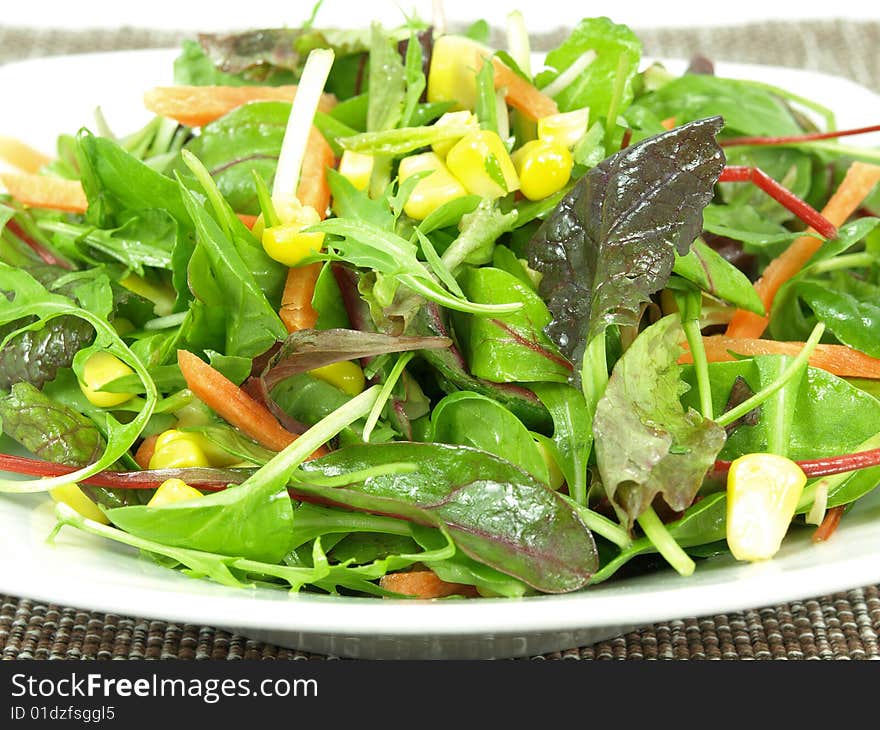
[529,383,592,505]
[296,441,599,592]
[440,199,518,273]
[431,391,550,484]
[0,315,94,390]
[793,281,880,358]
[673,238,765,315]
[594,316,727,525]
[526,117,725,372]
[452,267,572,384]
[177,182,287,359]
[367,22,405,133]
[536,17,641,116]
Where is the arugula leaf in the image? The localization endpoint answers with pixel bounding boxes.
[440,199,518,273]
[536,17,641,117]
[431,391,550,484]
[593,316,726,526]
[527,117,725,369]
[295,441,598,592]
[177,181,287,359]
[338,122,477,156]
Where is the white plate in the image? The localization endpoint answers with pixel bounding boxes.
[2,49,880,660]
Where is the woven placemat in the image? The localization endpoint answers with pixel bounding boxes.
[1,19,879,660]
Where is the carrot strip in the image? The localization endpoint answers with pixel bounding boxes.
[379,570,479,599]
[177,349,323,455]
[680,336,880,379]
[276,127,336,334]
[134,435,158,470]
[660,116,676,131]
[296,127,335,216]
[812,506,844,542]
[491,57,558,121]
[143,85,337,128]
[726,161,880,338]
[236,213,259,229]
[279,263,322,333]
[0,172,87,213]
[0,135,52,173]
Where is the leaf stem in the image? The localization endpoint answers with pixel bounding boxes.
[636,505,695,576]
[362,353,414,443]
[563,496,630,548]
[715,322,825,428]
[682,318,713,419]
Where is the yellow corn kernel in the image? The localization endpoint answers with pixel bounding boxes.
[426,34,491,111]
[338,150,374,191]
[148,478,203,507]
[511,139,573,201]
[398,152,468,220]
[309,361,365,397]
[445,130,519,199]
[726,453,807,562]
[188,433,242,467]
[431,110,478,158]
[79,351,135,408]
[261,205,324,267]
[49,482,109,524]
[148,429,211,470]
[537,108,590,148]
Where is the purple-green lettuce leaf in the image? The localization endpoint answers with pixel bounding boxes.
[0,316,94,390]
[593,315,726,527]
[295,441,598,593]
[526,116,725,368]
[261,328,451,391]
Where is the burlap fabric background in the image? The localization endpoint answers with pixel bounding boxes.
[1,19,878,659]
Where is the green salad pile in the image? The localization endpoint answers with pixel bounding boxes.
[1,9,879,599]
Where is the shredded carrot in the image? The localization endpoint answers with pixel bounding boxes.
[726,161,880,339]
[379,570,479,599]
[276,127,336,334]
[134,435,158,471]
[279,263,322,333]
[490,57,558,121]
[0,135,52,173]
[143,85,337,128]
[680,336,880,379]
[660,116,676,131]
[296,127,335,216]
[0,171,87,213]
[177,349,324,455]
[236,213,259,229]
[812,505,844,542]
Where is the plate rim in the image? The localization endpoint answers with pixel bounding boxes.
[1,48,879,643]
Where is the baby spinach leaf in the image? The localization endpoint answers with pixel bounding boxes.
[526,117,725,369]
[682,361,880,461]
[408,303,551,431]
[672,238,765,315]
[593,316,726,526]
[431,391,550,484]
[634,75,802,137]
[589,493,727,584]
[453,267,571,384]
[529,382,592,505]
[536,17,641,117]
[295,441,598,592]
[787,281,880,358]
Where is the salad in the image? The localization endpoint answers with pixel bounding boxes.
[1,7,879,601]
